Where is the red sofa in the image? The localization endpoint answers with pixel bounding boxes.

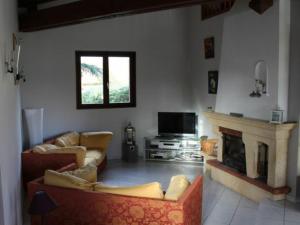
[22,131,112,188]
[28,164,203,225]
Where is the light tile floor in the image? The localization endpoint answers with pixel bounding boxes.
[23,159,300,225]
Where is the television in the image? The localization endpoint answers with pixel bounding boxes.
[158,112,197,137]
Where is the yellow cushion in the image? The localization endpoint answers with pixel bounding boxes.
[85,150,105,166]
[50,146,87,168]
[94,182,164,199]
[80,132,113,152]
[32,144,58,153]
[63,164,97,183]
[164,175,190,201]
[55,132,80,147]
[44,170,93,190]
[84,157,97,167]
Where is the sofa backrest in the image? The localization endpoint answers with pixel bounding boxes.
[27,167,202,225]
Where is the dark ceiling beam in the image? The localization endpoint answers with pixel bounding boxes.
[201,0,235,20]
[19,0,216,32]
[249,0,273,14]
[18,0,57,7]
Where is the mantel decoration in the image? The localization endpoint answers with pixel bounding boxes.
[4,33,26,85]
[249,60,269,98]
[270,106,284,124]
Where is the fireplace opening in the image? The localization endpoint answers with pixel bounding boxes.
[257,142,268,183]
[221,127,246,174]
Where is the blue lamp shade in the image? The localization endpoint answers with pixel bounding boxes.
[28,191,58,215]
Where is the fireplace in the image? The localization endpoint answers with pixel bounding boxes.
[221,128,246,175]
[204,112,296,202]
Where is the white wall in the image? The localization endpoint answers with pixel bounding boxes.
[187,5,225,137]
[288,0,300,201]
[215,1,279,120]
[187,1,299,200]
[20,0,300,200]
[0,0,22,225]
[20,8,193,159]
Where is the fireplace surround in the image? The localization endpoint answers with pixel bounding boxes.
[204,112,296,202]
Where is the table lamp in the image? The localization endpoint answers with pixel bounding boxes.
[28,191,58,225]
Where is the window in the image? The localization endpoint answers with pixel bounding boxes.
[76,51,136,109]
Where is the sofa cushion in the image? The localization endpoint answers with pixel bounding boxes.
[63,164,97,182]
[55,132,80,147]
[80,132,113,152]
[94,182,164,199]
[164,175,190,201]
[84,157,97,167]
[33,144,58,153]
[44,170,93,190]
[85,150,105,166]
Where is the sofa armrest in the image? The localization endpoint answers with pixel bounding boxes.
[80,132,113,152]
[179,176,203,225]
[22,151,77,189]
[49,146,87,167]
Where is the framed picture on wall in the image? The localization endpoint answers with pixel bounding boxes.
[204,37,215,59]
[208,71,218,94]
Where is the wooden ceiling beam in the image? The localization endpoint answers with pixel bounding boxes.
[18,0,57,8]
[249,0,273,14]
[19,0,215,32]
[201,0,235,20]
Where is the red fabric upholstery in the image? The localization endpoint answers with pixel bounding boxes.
[22,139,107,189]
[27,165,202,225]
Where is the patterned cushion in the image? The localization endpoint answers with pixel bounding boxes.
[164,175,190,201]
[44,170,93,190]
[94,182,164,199]
[63,164,97,182]
[55,132,80,147]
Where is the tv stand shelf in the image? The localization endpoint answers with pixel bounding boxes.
[144,136,203,164]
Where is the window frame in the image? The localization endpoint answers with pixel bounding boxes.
[76,51,136,109]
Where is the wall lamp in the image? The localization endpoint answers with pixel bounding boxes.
[4,33,26,85]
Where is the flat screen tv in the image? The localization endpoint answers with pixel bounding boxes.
[158,112,197,137]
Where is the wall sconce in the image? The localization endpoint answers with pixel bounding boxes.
[249,60,269,98]
[4,33,26,85]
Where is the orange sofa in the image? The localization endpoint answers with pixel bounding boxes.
[28,164,203,225]
[22,131,113,187]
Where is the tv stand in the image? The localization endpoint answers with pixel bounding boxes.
[144,136,203,164]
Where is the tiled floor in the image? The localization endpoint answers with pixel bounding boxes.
[23,159,300,225]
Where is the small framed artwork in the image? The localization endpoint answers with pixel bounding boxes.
[208,71,218,94]
[204,37,215,59]
[270,110,284,124]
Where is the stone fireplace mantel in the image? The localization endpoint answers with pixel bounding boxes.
[204,111,296,201]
